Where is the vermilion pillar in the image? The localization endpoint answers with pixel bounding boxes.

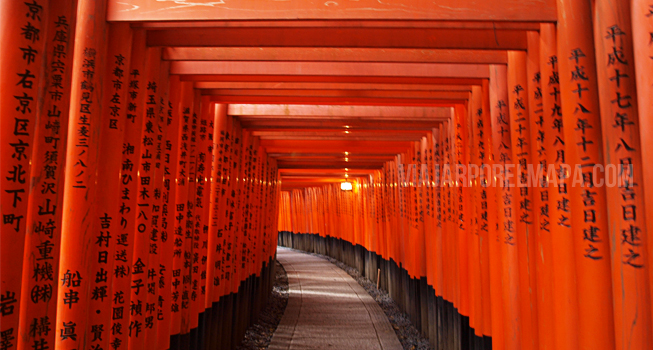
[593,2,652,348]
[453,105,470,321]
[507,50,538,350]
[110,29,146,350]
[157,74,181,350]
[86,22,133,350]
[631,2,653,313]
[539,22,579,350]
[2,3,48,349]
[467,90,483,337]
[526,30,555,350]
[16,2,75,350]
[128,46,163,350]
[477,83,497,341]
[489,64,520,350]
[54,1,109,349]
[556,0,615,348]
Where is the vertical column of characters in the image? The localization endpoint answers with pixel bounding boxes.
[157,75,181,350]
[252,141,264,275]
[187,91,201,335]
[190,95,210,328]
[221,116,235,298]
[467,90,483,337]
[594,2,652,348]
[146,59,170,350]
[83,23,133,350]
[255,150,267,271]
[178,84,197,336]
[447,117,461,310]
[241,133,253,277]
[170,82,191,337]
[440,122,453,305]
[489,64,520,350]
[197,98,214,314]
[422,136,433,289]
[539,23,579,350]
[507,51,538,350]
[631,0,653,298]
[1,3,48,349]
[245,133,257,277]
[482,80,504,349]
[108,30,146,350]
[526,31,555,350]
[230,122,244,294]
[474,85,496,340]
[417,140,428,281]
[556,0,616,348]
[432,127,444,302]
[187,92,202,335]
[127,47,162,350]
[148,49,168,348]
[405,144,416,278]
[54,1,110,350]
[204,103,220,306]
[208,108,228,303]
[17,2,75,350]
[454,105,470,319]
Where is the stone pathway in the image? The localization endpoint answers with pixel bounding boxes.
[269,247,403,350]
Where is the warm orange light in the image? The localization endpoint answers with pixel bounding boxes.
[340,181,353,191]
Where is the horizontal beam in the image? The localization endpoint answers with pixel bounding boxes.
[195,82,473,92]
[166,47,508,64]
[107,0,556,22]
[230,104,453,119]
[209,96,461,106]
[240,118,442,130]
[180,75,485,86]
[138,20,541,30]
[260,139,411,154]
[279,169,377,176]
[251,129,429,137]
[149,27,527,50]
[202,89,469,100]
[170,61,490,78]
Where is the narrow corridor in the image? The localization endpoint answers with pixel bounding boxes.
[270,248,401,350]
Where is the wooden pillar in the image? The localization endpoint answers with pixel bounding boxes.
[206,103,226,311]
[109,29,145,350]
[2,2,49,349]
[507,50,539,350]
[556,0,616,348]
[453,105,470,321]
[526,30,554,350]
[593,2,652,348]
[539,22,579,350]
[187,90,201,337]
[15,2,76,350]
[157,74,181,350]
[85,22,133,350]
[127,46,162,350]
[631,2,653,315]
[54,1,109,349]
[170,81,193,339]
[477,83,498,341]
[489,64,521,350]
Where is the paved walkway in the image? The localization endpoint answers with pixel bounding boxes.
[269,247,403,350]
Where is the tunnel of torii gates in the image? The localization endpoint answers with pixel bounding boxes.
[2,0,653,350]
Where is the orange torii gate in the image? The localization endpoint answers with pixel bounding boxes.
[2,0,653,350]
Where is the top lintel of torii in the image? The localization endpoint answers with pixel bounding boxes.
[106,0,557,23]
